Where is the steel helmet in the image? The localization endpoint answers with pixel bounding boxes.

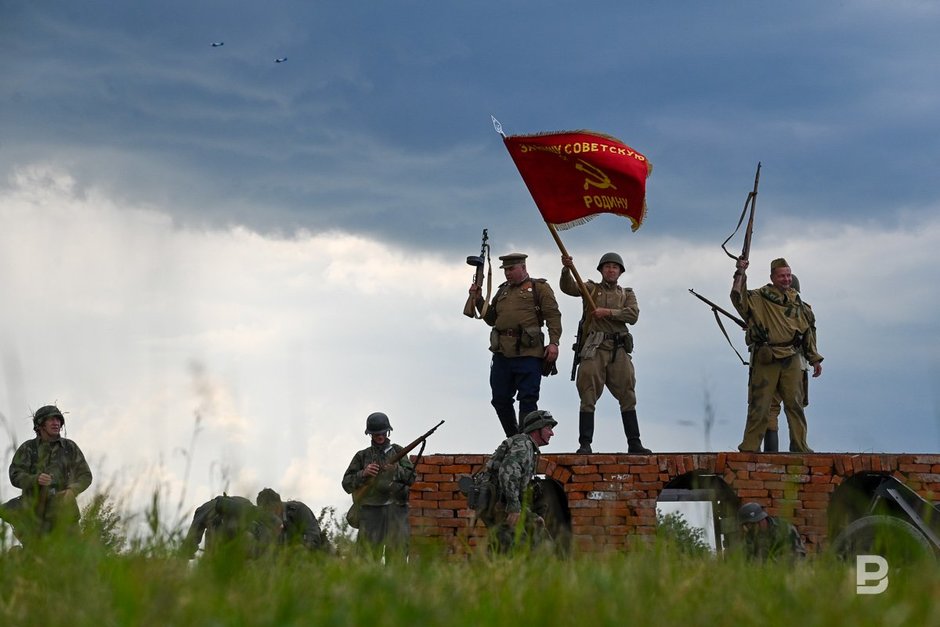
[738,502,768,524]
[365,412,393,434]
[597,252,625,273]
[33,405,65,430]
[520,410,557,434]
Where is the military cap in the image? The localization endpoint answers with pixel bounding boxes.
[770,258,790,271]
[738,502,769,524]
[498,253,528,269]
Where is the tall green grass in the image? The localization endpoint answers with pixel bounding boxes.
[2,531,937,627]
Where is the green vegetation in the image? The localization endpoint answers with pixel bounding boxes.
[2,499,938,627]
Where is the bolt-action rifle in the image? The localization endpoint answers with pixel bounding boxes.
[346,420,445,528]
[722,162,761,264]
[570,318,584,381]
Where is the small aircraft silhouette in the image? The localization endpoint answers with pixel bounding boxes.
[210,42,224,47]
[275,57,287,63]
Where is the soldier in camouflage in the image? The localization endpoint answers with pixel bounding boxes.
[342,412,416,561]
[256,488,328,553]
[479,409,556,553]
[561,252,651,454]
[469,253,563,437]
[732,258,823,452]
[1,405,92,545]
[738,502,806,561]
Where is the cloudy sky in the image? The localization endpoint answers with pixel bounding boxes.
[1,1,939,534]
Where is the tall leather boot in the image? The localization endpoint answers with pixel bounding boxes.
[495,407,518,438]
[621,410,651,454]
[763,429,779,452]
[577,411,594,454]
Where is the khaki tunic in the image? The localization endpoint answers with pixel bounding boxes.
[731,275,823,452]
[483,278,562,358]
[561,270,639,411]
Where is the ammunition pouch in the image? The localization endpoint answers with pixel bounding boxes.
[520,326,544,349]
[459,472,497,517]
[753,344,774,366]
[345,502,361,529]
[607,331,634,354]
[489,329,500,352]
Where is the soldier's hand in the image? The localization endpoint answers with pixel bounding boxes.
[362,463,381,478]
[592,307,612,319]
[812,362,823,378]
[736,257,749,272]
[37,473,53,486]
[468,284,481,295]
[534,515,545,528]
[544,343,559,362]
[506,512,521,527]
[561,255,573,268]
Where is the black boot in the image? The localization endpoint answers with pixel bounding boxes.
[622,410,651,454]
[763,429,779,453]
[495,407,518,438]
[577,411,594,454]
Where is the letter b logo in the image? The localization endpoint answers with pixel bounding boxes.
[856,555,889,594]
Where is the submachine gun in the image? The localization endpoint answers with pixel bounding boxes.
[463,228,491,318]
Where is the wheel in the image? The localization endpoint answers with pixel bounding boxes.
[831,515,935,565]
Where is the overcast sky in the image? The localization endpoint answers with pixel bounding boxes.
[1,1,939,535]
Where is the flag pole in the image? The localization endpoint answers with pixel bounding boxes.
[545,221,597,312]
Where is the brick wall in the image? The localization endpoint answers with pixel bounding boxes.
[409,452,940,555]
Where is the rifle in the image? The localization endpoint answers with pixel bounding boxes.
[722,162,762,263]
[570,318,584,381]
[463,229,491,318]
[688,289,749,366]
[346,420,445,528]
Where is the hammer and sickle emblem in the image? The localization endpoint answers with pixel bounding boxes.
[576,159,617,191]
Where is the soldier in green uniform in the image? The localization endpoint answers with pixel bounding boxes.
[1,405,93,546]
[764,274,815,452]
[561,253,651,454]
[478,409,556,553]
[469,253,562,437]
[256,488,328,552]
[342,412,416,561]
[738,502,806,561]
[180,494,283,559]
[732,258,823,452]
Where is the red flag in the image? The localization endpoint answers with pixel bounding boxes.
[503,130,652,231]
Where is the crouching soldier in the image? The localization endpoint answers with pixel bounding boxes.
[1,405,93,546]
[474,409,556,553]
[738,502,806,561]
[179,494,282,560]
[255,488,328,553]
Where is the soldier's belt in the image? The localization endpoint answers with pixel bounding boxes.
[498,329,522,337]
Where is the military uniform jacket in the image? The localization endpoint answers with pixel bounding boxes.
[342,443,416,507]
[282,500,326,550]
[483,278,562,358]
[485,433,539,514]
[9,436,92,503]
[561,270,638,353]
[731,275,823,363]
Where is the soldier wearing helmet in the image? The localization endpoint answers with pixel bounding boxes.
[341,412,416,561]
[478,409,557,552]
[737,502,806,561]
[561,252,651,454]
[1,405,93,545]
[732,257,823,452]
[468,252,563,438]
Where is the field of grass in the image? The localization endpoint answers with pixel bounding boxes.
[2,530,937,627]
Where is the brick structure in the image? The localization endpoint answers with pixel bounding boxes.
[409,452,940,555]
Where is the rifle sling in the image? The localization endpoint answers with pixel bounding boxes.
[713,308,749,366]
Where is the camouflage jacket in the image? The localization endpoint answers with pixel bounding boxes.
[180,495,281,559]
[743,516,807,561]
[342,442,416,506]
[731,275,823,363]
[9,436,93,502]
[485,433,539,513]
[483,278,562,358]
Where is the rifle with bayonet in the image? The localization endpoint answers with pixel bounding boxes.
[463,229,491,318]
[346,420,445,529]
